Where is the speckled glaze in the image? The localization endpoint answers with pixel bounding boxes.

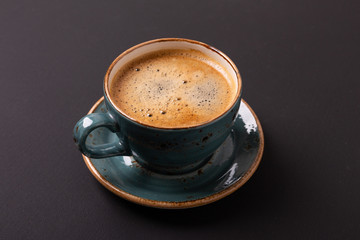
[73,38,242,174]
[82,97,263,209]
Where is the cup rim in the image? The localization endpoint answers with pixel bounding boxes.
[104,38,242,130]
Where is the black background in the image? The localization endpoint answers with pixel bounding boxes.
[1,0,359,239]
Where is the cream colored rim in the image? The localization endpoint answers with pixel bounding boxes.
[82,97,264,209]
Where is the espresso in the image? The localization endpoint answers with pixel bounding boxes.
[110,49,237,128]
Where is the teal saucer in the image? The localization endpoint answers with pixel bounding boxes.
[82,97,264,209]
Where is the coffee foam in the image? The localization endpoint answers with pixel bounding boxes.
[110,49,237,128]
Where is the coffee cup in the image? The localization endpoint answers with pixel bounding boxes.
[73,38,242,174]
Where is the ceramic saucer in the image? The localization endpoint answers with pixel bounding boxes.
[81,97,264,209]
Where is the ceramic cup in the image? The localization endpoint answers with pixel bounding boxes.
[73,38,242,174]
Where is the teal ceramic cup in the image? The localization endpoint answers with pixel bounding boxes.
[73,38,242,174]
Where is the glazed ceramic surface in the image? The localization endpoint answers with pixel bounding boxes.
[82,97,264,209]
[73,38,242,175]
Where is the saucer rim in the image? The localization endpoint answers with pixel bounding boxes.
[82,97,264,209]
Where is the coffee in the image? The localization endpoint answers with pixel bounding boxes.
[109,49,237,128]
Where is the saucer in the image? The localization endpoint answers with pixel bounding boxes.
[81,97,264,209]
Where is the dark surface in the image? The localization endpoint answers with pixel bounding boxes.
[1,0,359,239]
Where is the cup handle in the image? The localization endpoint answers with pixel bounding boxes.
[73,112,129,158]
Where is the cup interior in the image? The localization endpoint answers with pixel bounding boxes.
[104,38,242,127]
